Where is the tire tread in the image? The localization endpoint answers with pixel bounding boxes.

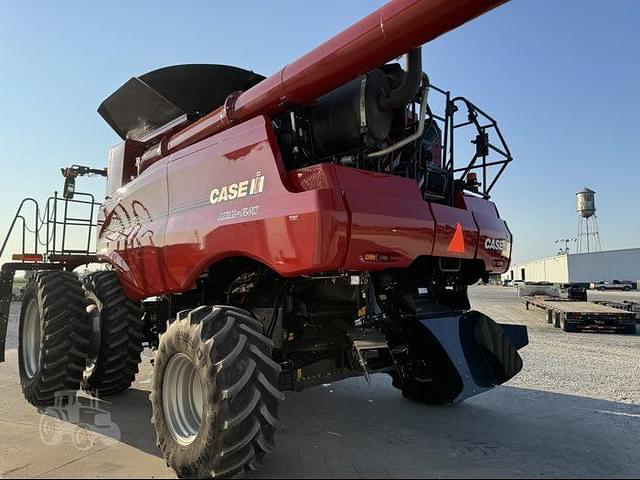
[82,271,144,396]
[19,271,90,406]
[151,305,283,478]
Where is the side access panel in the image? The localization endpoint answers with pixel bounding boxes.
[465,195,512,274]
[333,166,436,270]
[430,203,479,259]
[163,116,349,293]
[291,164,510,273]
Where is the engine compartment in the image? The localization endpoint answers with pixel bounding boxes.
[273,52,455,205]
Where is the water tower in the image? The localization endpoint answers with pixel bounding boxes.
[576,187,601,253]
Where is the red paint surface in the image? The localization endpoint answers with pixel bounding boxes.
[98,117,512,300]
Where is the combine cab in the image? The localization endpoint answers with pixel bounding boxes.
[0,0,528,477]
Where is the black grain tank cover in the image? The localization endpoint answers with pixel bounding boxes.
[98,64,265,140]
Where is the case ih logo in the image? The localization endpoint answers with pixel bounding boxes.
[485,238,506,251]
[209,172,265,205]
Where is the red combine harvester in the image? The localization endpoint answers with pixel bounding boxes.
[0,0,527,477]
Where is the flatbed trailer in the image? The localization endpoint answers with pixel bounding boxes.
[593,300,640,323]
[521,296,636,334]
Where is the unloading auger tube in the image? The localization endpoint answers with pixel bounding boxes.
[139,0,508,168]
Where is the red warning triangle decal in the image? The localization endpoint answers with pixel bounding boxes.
[447,223,465,253]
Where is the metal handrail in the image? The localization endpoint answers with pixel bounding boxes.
[0,192,101,264]
[448,96,512,198]
[0,198,39,260]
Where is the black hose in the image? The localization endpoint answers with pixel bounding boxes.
[379,47,422,111]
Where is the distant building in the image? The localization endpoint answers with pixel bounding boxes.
[503,248,640,285]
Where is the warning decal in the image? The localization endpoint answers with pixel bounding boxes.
[447,223,465,254]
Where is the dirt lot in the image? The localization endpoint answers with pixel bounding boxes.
[0,286,638,478]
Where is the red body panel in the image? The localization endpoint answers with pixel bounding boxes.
[98,117,512,300]
[98,158,169,299]
[330,167,436,270]
[465,196,512,271]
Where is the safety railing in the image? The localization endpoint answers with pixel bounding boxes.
[430,85,513,199]
[0,191,101,264]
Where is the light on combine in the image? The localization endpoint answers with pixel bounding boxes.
[11,254,43,262]
[362,253,393,263]
[466,172,481,193]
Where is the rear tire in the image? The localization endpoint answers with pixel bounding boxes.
[623,323,637,335]
[18,271,90,406]
[151,306,284,478]
[82,271,144,396]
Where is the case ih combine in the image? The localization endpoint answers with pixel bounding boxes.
[0,0,527,477]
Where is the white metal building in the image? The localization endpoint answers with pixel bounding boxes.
[503,248,640,285]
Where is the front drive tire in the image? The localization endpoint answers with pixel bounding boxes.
[82,271,144,396]
[151,306,284,478]
[18,271,90,406]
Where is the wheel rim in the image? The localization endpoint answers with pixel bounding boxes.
[22,298,41,379]
[162,353,204,446]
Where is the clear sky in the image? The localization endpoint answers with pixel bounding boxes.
[0,0,639,264]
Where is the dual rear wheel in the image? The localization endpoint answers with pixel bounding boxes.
[82,271,144,395]
[18,270,144,405]
[18,271,91,405]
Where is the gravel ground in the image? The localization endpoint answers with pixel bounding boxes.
[0,286,638,478]
[470,285,640,404]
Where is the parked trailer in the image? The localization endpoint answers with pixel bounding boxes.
[593,300,640,323]
[521,296,636,334]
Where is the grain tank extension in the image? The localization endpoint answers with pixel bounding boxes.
[0,0,527,477]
